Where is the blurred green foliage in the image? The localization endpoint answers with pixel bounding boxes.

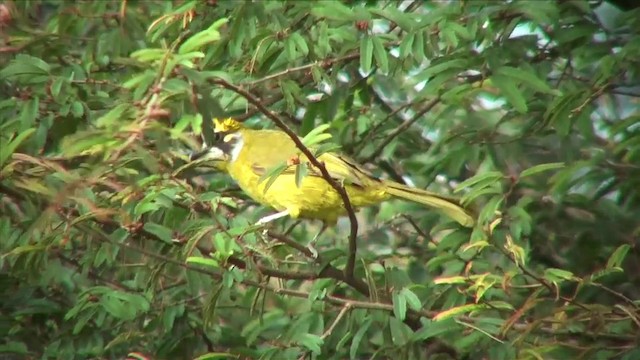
[1,1,639,359]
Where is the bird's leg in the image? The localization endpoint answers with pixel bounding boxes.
[256,210,290,225]
[306,223,328,259]
[254,210,291,236]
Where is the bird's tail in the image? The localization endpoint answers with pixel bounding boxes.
[384,181,474,227]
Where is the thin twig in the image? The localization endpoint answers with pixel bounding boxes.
[353,100,414,155]
[321,304,352,339]
[364,97,440,162]
[267,230,316,258]
[242,52,360,86]
[245,61,321,86]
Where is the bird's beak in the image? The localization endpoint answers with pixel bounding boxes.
[173,146,228,177]
[187,146,228,170]
[189,148,211,161]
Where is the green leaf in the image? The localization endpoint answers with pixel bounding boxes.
[193,353,237,360]
[369,7,416,31]
[186,256,220,268]
[435,230,469,252]
[281,79,300,112]
[2,244,47,257]
[0,54,50,83]
[0,128,36,168]
[143,223,173,243]
[130,48,167,63]
[413,318,459,341]
[388,316,410,346]
[441,26,459,48]
[207,17,229,31]
[50,77,65,99]
[19,97,39,131]
[543,90,585,133]
[258,162,288,193]
[96,104,135,128]
[589,267,623,282]
[492,74,528,113]
[412,30,425,63]
[311,2,359,21]
[134,201,160,217]
[417,58,468,82]
[302,124,332,146]
[544,268,576,282]
[418,69,457,96]
[445,21,473,40]
[400,288,422,311]
[454,171,504,192]
[606,244,630,269]
[336,331,353,352]
[285,36,298,61]
[294,162,308,189]
[371,36,389,74]
[433,275,467,285]
[433,304,489,321]
[313,142,342,157]
[290,32,309,56]
[487,301,515,311]
[495,66,554,94]
[0,342,28,355]
[519,162,565,178]
[71,101,85,118]
[213,232,238,259]
[13,178,54,196]
[179,30,221,54]
[349,316,372,359]
[101,296,128,319]
[399,32,415,59]
[298,333,323,354]
[360,35,374,75]
[461,187,502,206]
[392,290,407,321]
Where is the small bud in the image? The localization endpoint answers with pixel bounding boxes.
[355,21,369,32]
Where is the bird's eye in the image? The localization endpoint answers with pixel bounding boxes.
[213,132,222,141]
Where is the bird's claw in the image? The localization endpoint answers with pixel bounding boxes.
[306,243,319,259]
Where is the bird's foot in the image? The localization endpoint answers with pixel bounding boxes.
[306,243,318,259]
[304,223,328,260]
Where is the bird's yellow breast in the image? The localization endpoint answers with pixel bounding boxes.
[225,129,388,224]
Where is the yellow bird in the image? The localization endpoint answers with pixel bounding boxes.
[190,118,474,251]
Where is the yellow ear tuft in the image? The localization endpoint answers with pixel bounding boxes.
[213,118,243,132]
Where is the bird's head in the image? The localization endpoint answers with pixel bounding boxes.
[189,118,246,170]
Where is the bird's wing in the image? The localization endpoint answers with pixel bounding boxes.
[244,129,379,187]
[251,149,377,188]
[316,152,378,188]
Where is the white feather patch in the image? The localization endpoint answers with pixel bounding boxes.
[206,147,225,159]
[229,134,244,163]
